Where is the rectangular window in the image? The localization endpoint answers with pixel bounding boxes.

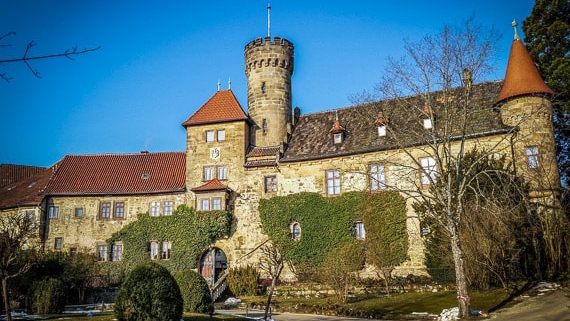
[74,207,83,218]
[54,237,63,250]
[69,247,77,256]
[150,201,160,217]
[420,157,437,185]
[114,202,125,219]
[354,222,366,239]
[217,129,226,141]
[203,166,214,181]
[112,244,123,262]
[326,169,341,196]
[526,146,540,169]
[217,166,227,180]
[150,242,159,260]
[206,130,215,142]
[163,201,174,216]
[97,245,107,262]
[161,242,171,260]
[100,202,111,219]
[265,176,277,193]
[212,197,222,210]
[369,164,386,191]
[25,210,35,222]
[48,206,59,219]
[333,133,343,144]
[201,199,210,211]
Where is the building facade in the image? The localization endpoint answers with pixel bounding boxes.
[0,28,560,282]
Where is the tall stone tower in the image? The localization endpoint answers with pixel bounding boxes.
[244,36,294,147]
[496,22,560,200]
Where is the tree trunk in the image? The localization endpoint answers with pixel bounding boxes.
[2,277,12,321]
[449,228,471,318]
[264,262,283,321]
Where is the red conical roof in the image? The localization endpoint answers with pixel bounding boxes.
[495,39,554,105]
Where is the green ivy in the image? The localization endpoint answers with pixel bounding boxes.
[105,205,232,275]
[259,191,407,270]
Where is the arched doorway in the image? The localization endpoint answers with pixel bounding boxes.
[199,247,227,287]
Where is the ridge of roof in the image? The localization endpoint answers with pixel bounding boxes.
[182,90,248,127]
[495,39,554,105]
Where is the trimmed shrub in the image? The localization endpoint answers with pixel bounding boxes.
[227,265,259,296]
[174,269,213,314]
[28,277,67,314]
[114,262,183,321]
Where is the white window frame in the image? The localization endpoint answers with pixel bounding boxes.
[163,201,174,216]
[48,206,59,219]
[526,146,540,169]
[54,237,63,250]
[212,197,222,210]
[97,244,107,262]
[333,133,343,144]
[326,169,341,196]
[217,129,226,141]
[204,166,215,181]
[369,164,386,191]
[201,199,210,211]
[217,166,227,180]
[265,176,277,193]
[150,241,159,260]
[100,201,111,219]
[150,201,160,217]
[206,130,215,142]
[161,241,171,260]
[420,157,437,185]
[112,243,123,261]
[378,125,387,137]
[354,222,366,239]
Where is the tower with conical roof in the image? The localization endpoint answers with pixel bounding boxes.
[496,21,560,199]
[244,9,294,148]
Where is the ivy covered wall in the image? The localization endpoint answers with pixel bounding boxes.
[105,205,232,275]
[259,191,408,271]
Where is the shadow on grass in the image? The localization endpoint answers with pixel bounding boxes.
[487,281,537,313]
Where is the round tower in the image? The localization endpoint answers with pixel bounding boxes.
[244,36,294,147]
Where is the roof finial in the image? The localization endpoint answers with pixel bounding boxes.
[512,20,520,41]
[217,79,221,91]
[228,77,231,90]
[267,3,271,37]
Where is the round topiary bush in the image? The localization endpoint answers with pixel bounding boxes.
[28,277,67,314]
[114,262,183,321]
[174,269,213,314]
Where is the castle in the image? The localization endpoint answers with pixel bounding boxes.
[0,24,560,288]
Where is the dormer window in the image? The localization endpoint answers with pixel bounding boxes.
[374,111,389,137]
[420,105,435,129]
[423,118,433,129]
[333,133,343,144]
[329,111,346,144]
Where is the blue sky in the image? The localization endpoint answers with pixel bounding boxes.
[1,1,535,167]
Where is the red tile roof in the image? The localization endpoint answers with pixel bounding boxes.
[495,39,554,105]
[0,164,47,188]
[0,166,54,209]
[190,178,227,192]
[182,90,248,126]
[44,152,186,195]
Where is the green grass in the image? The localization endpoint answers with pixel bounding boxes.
[27,312,248,321]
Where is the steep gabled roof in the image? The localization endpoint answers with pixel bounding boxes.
[0,164,47,188]
[282,81,509,163]
[0,166,53,210]
[44,152,186,195]
[495,39,554,105]
[182,90,248,127]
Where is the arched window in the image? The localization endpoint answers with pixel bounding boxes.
[291,222,301,240]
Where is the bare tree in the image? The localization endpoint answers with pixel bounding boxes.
[350,18,505,318]
[258,242,287,321]
[0,211,41,321]
[0,31,100,82]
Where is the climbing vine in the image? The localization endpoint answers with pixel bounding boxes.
[259,191,407,271]
[104,205,231,276]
